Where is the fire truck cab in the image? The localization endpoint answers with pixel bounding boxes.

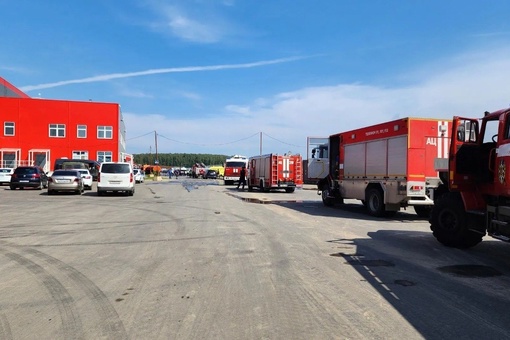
[430,108,510,248]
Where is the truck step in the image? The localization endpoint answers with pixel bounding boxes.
[490,220,508,226]
[490,233,510,242]
[466,210,486,216]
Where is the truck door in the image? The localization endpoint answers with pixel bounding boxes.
[449,117,480,192]
[329,135,340,180]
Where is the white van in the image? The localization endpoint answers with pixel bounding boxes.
[97,162,134,196]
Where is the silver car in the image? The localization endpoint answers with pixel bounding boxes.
[48,170,84,195]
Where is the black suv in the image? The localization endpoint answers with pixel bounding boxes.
[10,166,49,190]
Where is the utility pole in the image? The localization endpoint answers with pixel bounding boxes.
[259,132,262,156]
[154,130,159,165]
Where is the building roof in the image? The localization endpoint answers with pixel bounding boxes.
[0,77,30,98]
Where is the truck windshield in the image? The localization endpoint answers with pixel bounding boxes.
[226,161,246,167]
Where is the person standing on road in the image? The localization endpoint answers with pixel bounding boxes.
[237,166,246,190]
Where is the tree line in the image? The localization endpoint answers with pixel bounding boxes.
[133,153,229,167]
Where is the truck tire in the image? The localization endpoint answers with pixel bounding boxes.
[366,188,385,217]
[414,205,432,218]
[429,192,483,249]
[285,188,295,193]
[321,186,335,207]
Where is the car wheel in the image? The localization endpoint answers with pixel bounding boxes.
[10,185,15,190]
[97,191,103,196]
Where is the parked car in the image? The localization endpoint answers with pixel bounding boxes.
[10,166,48,190]
[204,169,218,179]
[75,169,93,190]
[48,170,84,195]
[0,168,14,185]
[97,162,134,196]
[133,169,144,183]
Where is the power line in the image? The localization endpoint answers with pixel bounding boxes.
[157,132,260,146]
[127,131,303,148]
[126,131,155,141]
[262,132,303,148]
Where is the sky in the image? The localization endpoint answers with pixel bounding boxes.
[2,1,510,159]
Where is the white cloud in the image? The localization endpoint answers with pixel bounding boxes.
[124,46,510,158]
[165,9,222,43]
[145,1,236,43]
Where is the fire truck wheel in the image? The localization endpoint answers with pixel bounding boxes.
[285,188,295,193]
[414,205,432,218]
[366,188,385,217]
[430,193,483,249]
[321,187,334,207]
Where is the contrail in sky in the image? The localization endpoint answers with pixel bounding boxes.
[20,56,307,92]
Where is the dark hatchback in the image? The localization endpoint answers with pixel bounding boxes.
[204,169,218,179]
[10,166,49,190]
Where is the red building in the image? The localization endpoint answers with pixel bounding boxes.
[0,77,129,172]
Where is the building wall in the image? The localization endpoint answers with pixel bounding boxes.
[0,96,123,171]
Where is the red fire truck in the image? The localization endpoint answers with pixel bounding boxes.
[316,117,451,217]
[191,162,207,178]
[247,153,303,193]
[223,155,248,185]
[430,108,510,248]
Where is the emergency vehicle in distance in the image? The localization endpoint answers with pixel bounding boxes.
[223,155,248,185]
[313,117,451,217]
[191,162,207,178]
[247,153,303,193]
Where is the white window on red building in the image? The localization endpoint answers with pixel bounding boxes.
[97,151,112,163]
[4,122,14,136]
[73,151,88,159]
[77,125,87,138]
[49,124,65,137]
[97,126,113,139]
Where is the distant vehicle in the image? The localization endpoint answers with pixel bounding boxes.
[204,169,218,179]
[10,166,48,190]
[133,169,145,183]
[53,159,100,181]
[247,153,303,193]
[97,162,134,196]
[0,168,14,185]
[208,165,224,177]
[191,162,207,178]
[48,170,84,195]
[224,155,248,185]
[75,169,93,190]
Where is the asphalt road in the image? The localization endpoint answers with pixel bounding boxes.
[1,178,510,339]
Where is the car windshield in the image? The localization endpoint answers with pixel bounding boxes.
[53,170,79,176]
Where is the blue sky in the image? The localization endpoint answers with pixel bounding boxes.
[2,1,510,158]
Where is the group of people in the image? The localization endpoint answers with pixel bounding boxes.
[168,169,179,179]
